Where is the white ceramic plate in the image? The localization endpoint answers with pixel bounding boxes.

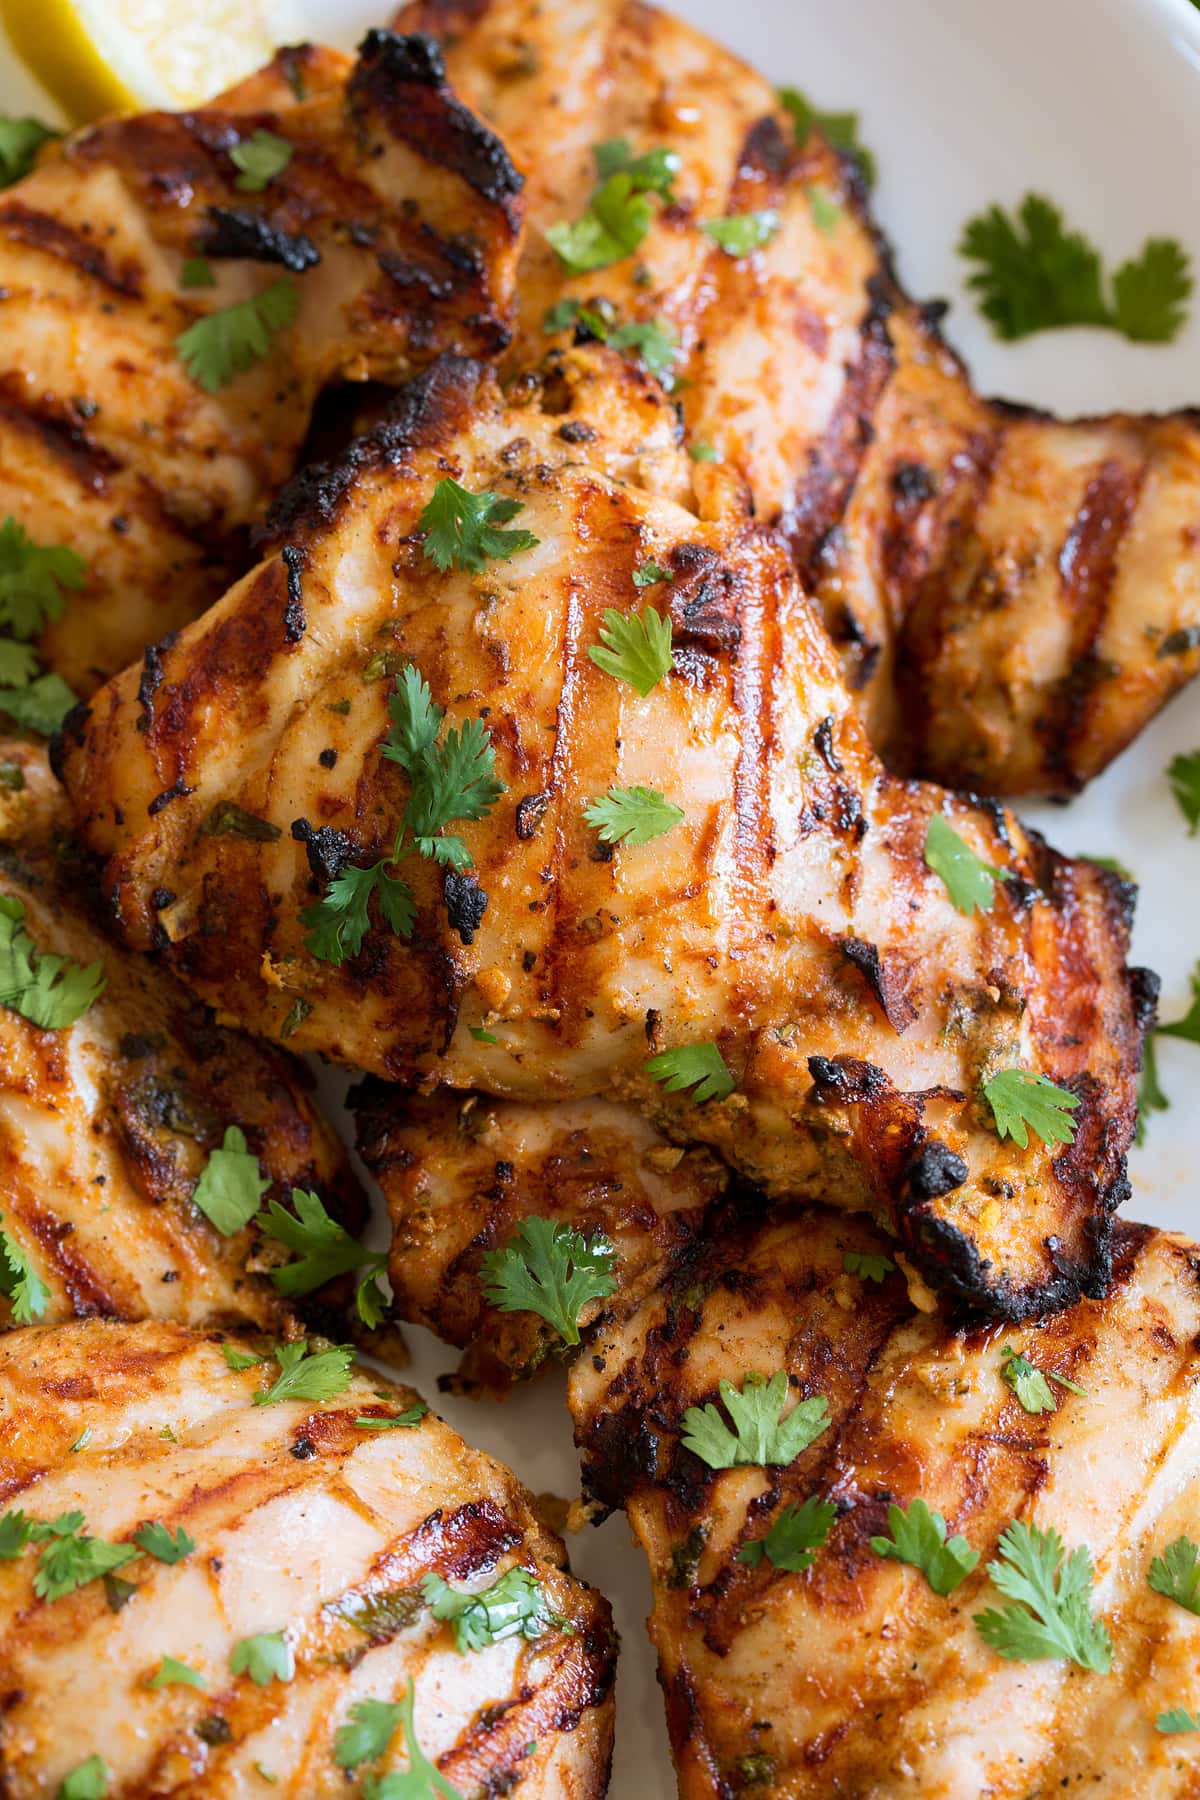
[3,1,1198,1790]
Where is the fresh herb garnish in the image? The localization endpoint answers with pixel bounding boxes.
[335,1698,405,1770]
[258,1188,389,1327]
[300,664,502,965]
[180,256,216,290]
[982,1068,1080,1149]
[870,1497,979,1596]
[354,1403,428,1431]
[418,477,539,574]
[0,516,86,641]
[688,441,718,463]
[31,1514,137,1602]
[0,897,105,1029]
[958,193,1192,343]
[1168,751,1200,834]
[588,604,674,696]
[1158,1707,1200,1734]
[480,1216,616,1347]
[592,139,680,195]
[221,1344,267,1372]
[974,1520,1113,1671]
[643,1041,735,1103]
[190,1125,269,1236]
[924,813,1011,916]
[57,1755,110,1799]
[147,1655,206,1690]
[0,1509,32,1557]
[0,115,57,187]
[700,210,780,257]
[422,1565,562,1652]
[0,672,77,734]
[358,1685,462,1800]
[176,279,298,393]
[230,129,294,192]
[547,138,679,274]
[132,1521,195,1565]
[542,299,680,386]
[736,1495,836,1571]
[680,1371,829,1471]
[584,786,683,846]
[999,1344,1086,1415]
[229,1630,293,1685]
[251,1341,354,1407]
[633,561,672,588]
[841,1249,896,1283]
[778,88,876,187]
[806,184,841,233]
[1149,1535,1200,1615]
[469,1025,498,1045]
[0,1216,50,1322]
[1136,961,1200,1141]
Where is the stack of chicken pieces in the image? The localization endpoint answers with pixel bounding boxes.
[3,3,1200,1793]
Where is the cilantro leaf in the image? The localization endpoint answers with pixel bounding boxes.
[1000,1344,1086,1416]
[584,785,683,846]
[221,1343,267,1371]
[0,1508,32,1557]
[807,184,841,234]
[57,1755,110,1799]
[1137,1030,1170,1145]
[258,1187,388,1311]
[230,1630,293,1685]
[1158,1707,1200,1734]
[147,1655,206,1690]
[355,1403,428,1431]
[0,638,40,684]
[358,1685,463,1800]
[180,256,216,290]
[132,1521,195,1565]
[974,1520,1113,1671]
[1168,752,1200,834]
[0,115,57,187]
[0,896,106,1029]
[0,515,87,640]
[300,862,411,967]
[959,193,1192,344]
[588,605,674,695]
[335,1698,404,1770]
[1159,965,1200,1046]
[190,1125,268,1236]
[33,1520,137,1601]
[924,813,1011,916]
[841,1249,896,1283]
[644,1041,735,1103]
[0,1215,50,1322]
[736,1494,836,1572]
[607,318,680,386]
[982,1068,1080,1149]
[230,129,294,193]
[688,441,719,463]
[480,1215,616,1347]
[387,688,504,836]
[680,1371,829,1471]
[418,477,539,574]
[591,138,679,197]
[633,561,672,589]
[870,1497,979,1596]
[0,672,78,735]
[251,1340,354,1407]
[548,172,655,274]
[176,279,298,393]
[422,1565,562,1652]
[701,210,780,257]
[1149,1535,1200,1615]
[778,87,876,187]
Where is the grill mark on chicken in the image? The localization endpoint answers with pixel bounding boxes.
[0,199,143,295]
[0,385,118,492]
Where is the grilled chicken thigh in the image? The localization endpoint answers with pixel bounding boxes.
[0,29,522,693]
[0,740,360,1331]
[59,354,1150,1316]
[0,1319,615,1796]
[397,0,1200,795]
[570,1203,1200,1798]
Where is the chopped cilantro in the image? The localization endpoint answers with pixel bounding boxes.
[147,1655,206,1690]
[974,1520,1112,1671]
[354,1403,428,1431]
[806,184,841,233]
[982,1067,1080,1149]
[480,1215,616,1347]
[221,1343,267,1372]
[643,1041,734,1103]
[688,440,719,463]
[229,1630,293,1685]
[422,1565,562,1652]
[190,1125,269,1236]
[180,256,216,290]
[701,210,780,257]
[358,1685,462,1799]
[841,1249,896,1283]
[588,604,674,695]
[584,785,683,846]
[736,1494,836,1571]
[132,1521,195,1565]
[547,139,679,274]
[418,477,539,574]
[0,516,86,641]
[176,279,298,393]
[999,1344,1086,1416]
[680,1371,829,1471]
[230,129,294,192]
[259,1188,389,1326]
[778,88,876,187]
[0,672,78,734]
[924,812,1011,916]
[1168,751,1200,834]
[1158,1707,1200,1734]
[0,897,105,1028]
[0,115,57,187]
[633,561,672,588]
[251,1341,354,1407]
[870,1497,979,1596]
[1149,1535,1200,1615]
[0,1215,50,1322]
[32,1514,137,1602]
[57,1755,110,1799]
[335,1698,405,1770]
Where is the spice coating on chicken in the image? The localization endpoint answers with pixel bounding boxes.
[0,1319,615,1796]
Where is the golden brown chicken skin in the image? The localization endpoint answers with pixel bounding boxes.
[570,1203,1200,1798]
[0,740,361,1332]
[0,1319,615,1797]
[0,29,523,694]
[58,353,1152,1317]
[396,0,1200,796]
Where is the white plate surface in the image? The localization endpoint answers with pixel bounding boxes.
[3,1,1199,1791]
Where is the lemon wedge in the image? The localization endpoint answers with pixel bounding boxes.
[0,0,300,121]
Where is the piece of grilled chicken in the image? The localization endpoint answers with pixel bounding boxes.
[0,739,362,1331]
[0,28,522,693]
[353,1081,727,1389]
[396,0,1200,795]
[59,352,1151,1317]
[0,1319,615,1796]
[570,1202,1200,1798]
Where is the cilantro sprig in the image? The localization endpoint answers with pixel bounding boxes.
[335,1698,405,1770]
[259,1188,389,1327]
[841,1249,896,1283]
[588,604,674,696]
[0,896,105,1029]
[1168,751,1200,834]
[542,298,680,387]
[548,138,680,274]
[870,1497,979,1596]
[0,1215,49,1322]
[999,1343,1086,1415]
[230,1630,293,1685]
[924,813,1011,916]
[422,1565,562,1652]
[974,1520,1113,1671]
[480,1216,616,1347]
[680,1371,829,1471]
[736,1495,836,1572]
[28,1513,137,1602]
[0,516,86,641]
[300,664,502,965]
[251,1341,354,1407]
[1149,1535,1200,1615]
[176,279,298,393]
[958,193,1192,343]
[584,786,683,846]
[132,1521,195,1565]
[418,477,539,574]
[701,210,780,258]
[982,1067,1080,1149]
[0,115,58,187]
[1159,1707,1200,1734]
[644,1041,735,1104]
[229,129,293,193]
[352,1685,462,1800]
[0,672,77,734]
[778,88,875,187]
[190,1126,269,1236]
